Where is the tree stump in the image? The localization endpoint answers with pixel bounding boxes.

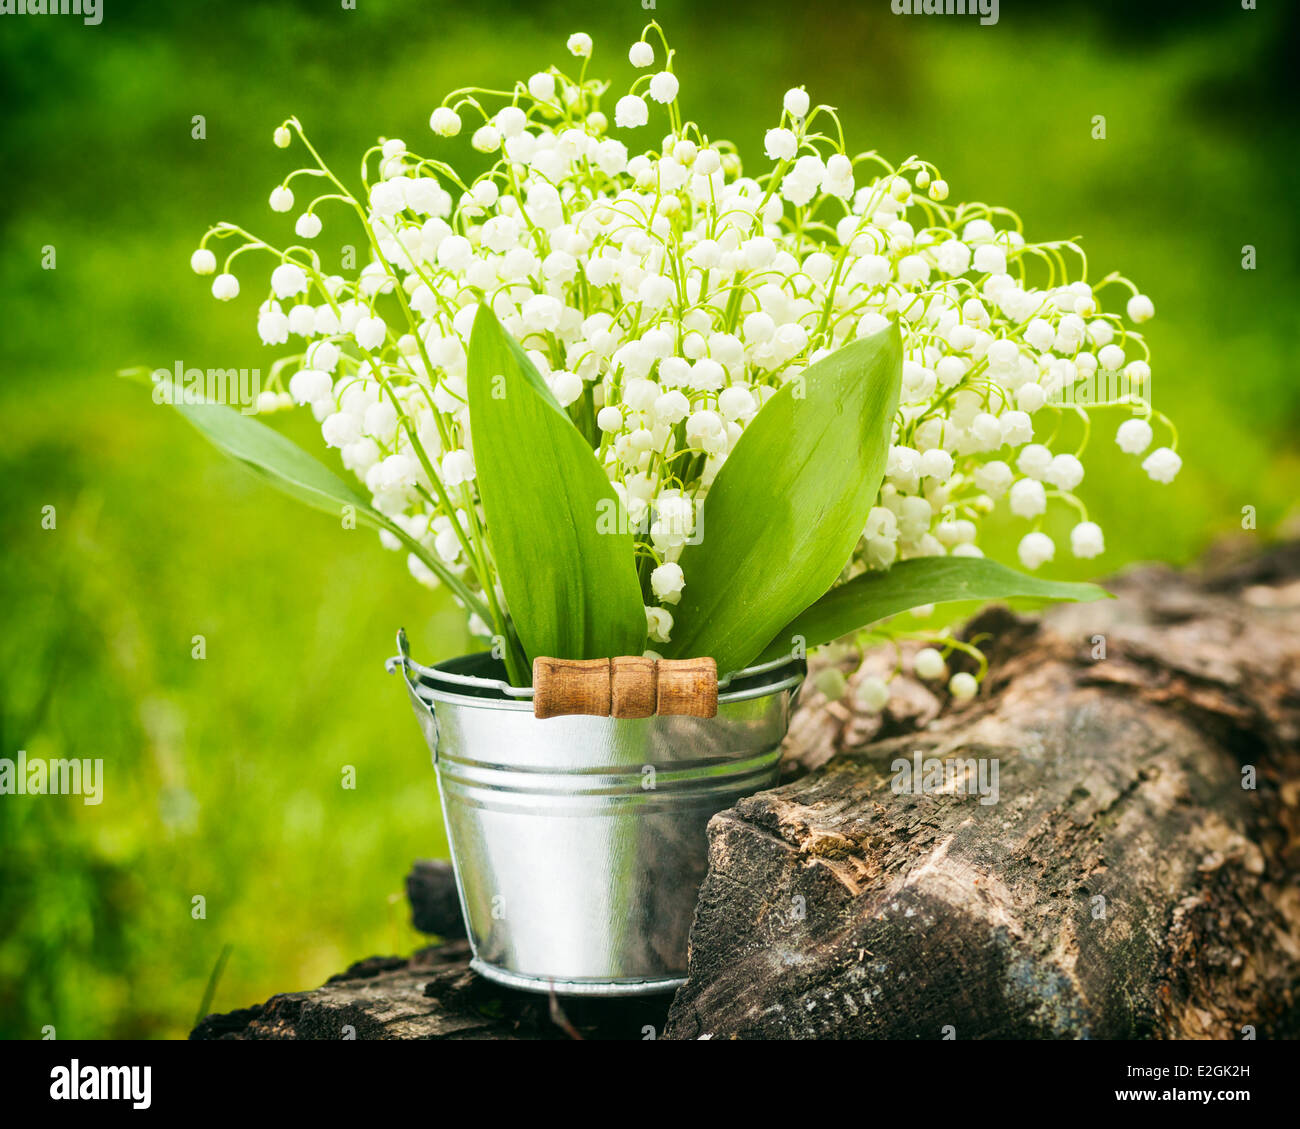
[194,540,1300,1040]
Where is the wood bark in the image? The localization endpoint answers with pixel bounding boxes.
[666,540,1300,1039]
[194,541,1300,1040]
[189,940,670,1040]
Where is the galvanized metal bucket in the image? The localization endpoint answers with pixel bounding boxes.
[386,630,804,996]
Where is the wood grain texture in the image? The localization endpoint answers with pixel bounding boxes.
[532,657,610,719]
[190,940,673,1040]
[532,655,718,718]
[664,540,1300,1039]
[657,657,719,718]
[611,656,657,718]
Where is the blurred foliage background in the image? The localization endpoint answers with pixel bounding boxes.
[1,0,1296,1038]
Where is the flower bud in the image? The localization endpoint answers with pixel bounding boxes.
[913,648,946,681]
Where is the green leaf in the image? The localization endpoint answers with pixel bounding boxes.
[755,556,1110,664]
[129,370,494,627]
[666,321,904,674]
[467,304,647,665]
[163,386,392,528]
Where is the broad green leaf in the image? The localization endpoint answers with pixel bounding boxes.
[158,381,386,527]
[467,304,646,665]
[666,321,904,674]
[127,370,494,628]
[755,556,1109,664]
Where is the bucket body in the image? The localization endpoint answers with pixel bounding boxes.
[390,641,804,996]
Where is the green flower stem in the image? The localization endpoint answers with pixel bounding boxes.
[289,121,513,634]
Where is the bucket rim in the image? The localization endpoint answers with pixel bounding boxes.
[386,629,806,711]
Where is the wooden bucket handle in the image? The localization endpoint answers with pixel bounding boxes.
[532,657,718,719]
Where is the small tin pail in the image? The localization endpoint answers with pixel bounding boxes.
[387,630,804,996]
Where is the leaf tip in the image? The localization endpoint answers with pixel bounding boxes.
[470,299,501,339]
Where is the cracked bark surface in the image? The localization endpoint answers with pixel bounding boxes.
[193,541,1300,1040]
[190,937,673,1040]
[664,540,1300,1039]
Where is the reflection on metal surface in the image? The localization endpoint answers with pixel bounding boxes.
[389,636,805,995]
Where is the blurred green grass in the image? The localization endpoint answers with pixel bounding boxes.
[1,0,1297,1037]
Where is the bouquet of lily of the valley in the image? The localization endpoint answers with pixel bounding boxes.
[159,23,1178,693]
